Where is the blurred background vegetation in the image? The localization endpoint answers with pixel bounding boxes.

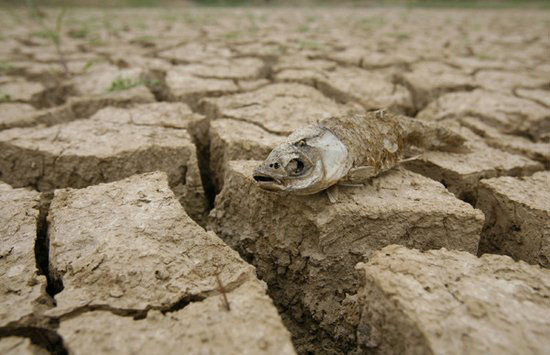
[0,0,547,7]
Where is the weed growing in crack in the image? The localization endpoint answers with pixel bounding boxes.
[387,31,411,40]
[67,27,89,39]
[108,77,161,93]
[0,92,11,103]
[224,31,243,40]
[83,58,105,72]
[108,77,145,92]
[299,40,323,50]
[132,35,155,47]
[25,0,70,77]
[297,24,310,33]
[0,61,13,74]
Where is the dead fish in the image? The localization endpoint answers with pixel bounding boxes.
[253,109,466,201]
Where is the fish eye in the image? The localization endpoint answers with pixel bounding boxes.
[286,158,305,176]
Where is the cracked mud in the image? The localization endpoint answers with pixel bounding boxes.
[1,6,549,355]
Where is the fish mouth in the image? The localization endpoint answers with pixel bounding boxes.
[252,170,286,191]
[253,174,277,183]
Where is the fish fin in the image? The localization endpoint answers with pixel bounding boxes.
[399,154,422,164]
[344,166,377,183]
[326,185,339,204]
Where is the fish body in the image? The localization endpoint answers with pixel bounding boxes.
[253,109,466,195]
[253,110,407,195]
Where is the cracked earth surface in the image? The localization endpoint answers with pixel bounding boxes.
[0,6,549,355]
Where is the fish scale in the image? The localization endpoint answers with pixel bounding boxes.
[320,110,405,178]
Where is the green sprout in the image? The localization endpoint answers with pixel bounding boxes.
[297,24,310,33]
[108,77,160,93]
[25,0,70,77]
[0,93,11,103]
[299,40,323,50]
[133,35,155,47]
[109,77,145,92]
[387,32,410,40]
[224,31,242,40]
[0,61,13,73]
[68,27,89,39]
[83,59,105,72]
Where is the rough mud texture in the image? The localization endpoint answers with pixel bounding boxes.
[404,125,543,201]
[356,245,550,355]
[275,66,413,114]
[395,61,476,111]
[48,172,294,354]
[58,281,295,355]
[164,57,268,107]
[71,67,147,96]
[0,103,207,223]
[0,337,49,355]
[1,6,549,354]
[0,183,50,329]
[0,103,38,130]
[476,171,550,268]
[458,117,550,167]
[209,161,484,351]
[0,87,155,131]
[202,83,353,135]
[417,90,550,142]
[0,77,46,107]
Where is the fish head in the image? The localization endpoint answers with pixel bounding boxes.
[253,125,351,194]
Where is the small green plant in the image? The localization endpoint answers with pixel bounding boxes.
[305,15,317,23]
[109,77,145,92]
[87,37,106,47]
[68,27,89,39]
[25,0,70,77]
[145,79,162,92]
[0,93,11,103]
[299,40,323,50]
[133,35,155,47]
[476,54,497,61]
[108,77,160,93]
[126,0,157,6]
[224,31,242,40]
[0,61,13,73]
[297,24,310,33]
[83,59,105,72]
[387,32,410,40]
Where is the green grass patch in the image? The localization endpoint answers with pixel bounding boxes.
[299,40,324,50]
[476,53,497,61]
[83,58,106,72]
[0,93,11,103]
[133,35,155,46]
[224,31,243,40]
[386,31,410,40]
[109,77,145,92]
[297,24,310,33]
[68,27,89,39]
[0,61,13,73]
[108,77,161,93]
[125,0,158,6]
[192,0,249,6]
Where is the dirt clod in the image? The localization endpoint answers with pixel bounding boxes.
[356,245,550,354]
